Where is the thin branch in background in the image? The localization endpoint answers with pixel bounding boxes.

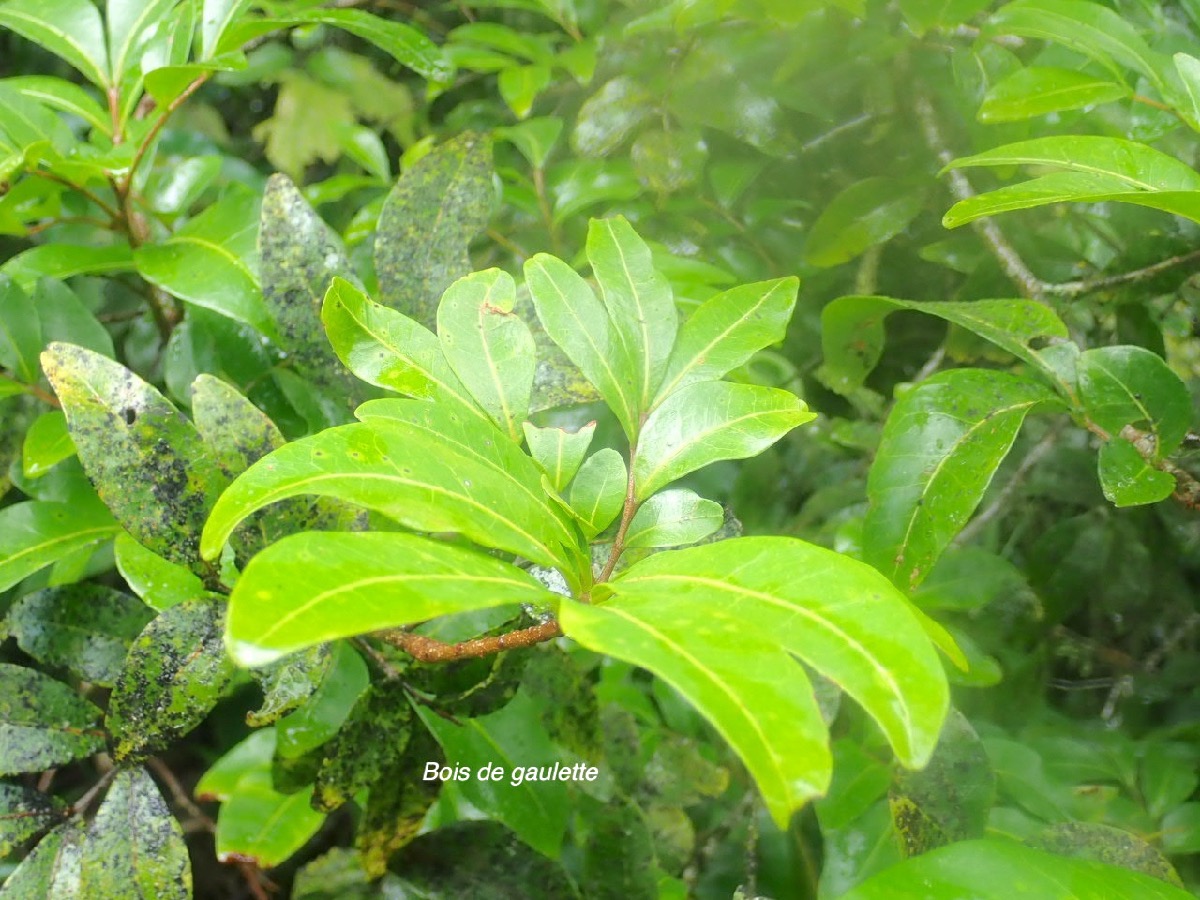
[68,764,117,817]
[915,96,1049,304]
[27,169,121,221]
[955,425,1061,546]
[1042,248,1200,297]
[799,113,873,155]
[146,756,214,833]
[1102,611,1200,724]
[0,371,61,408]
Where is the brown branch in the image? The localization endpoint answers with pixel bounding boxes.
[27,169,121,221]
[123,74,211,190]
[1042,248,1200,297]
[68,765,117,817]
[378,619,562,662]
[1,371,61,407]
[597,444,641,584]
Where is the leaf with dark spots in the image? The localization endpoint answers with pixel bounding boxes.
[259,175,365,413]
[248,643,333,727]
[41,343,229,574]
[192,374,286,478]
[5,584,153,687]
[76,768,192,898]
[107,598,236,762]
[375,132,494,329]
[580,799,658,900]
[0,782,65,856]
[520,645,602,760]
[356,728,442,877]
[313,681,414,812]
[1028,822,1183,887]
[0,664,104,775]
[0,819,85,898]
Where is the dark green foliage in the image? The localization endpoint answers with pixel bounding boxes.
[0,665,104,774]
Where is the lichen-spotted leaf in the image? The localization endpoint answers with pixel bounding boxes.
[0,664,104,775]
[107,598,236,761]
[0,782,64,857]
[77,768,191,899]
[41,342,229,573]
[0,820,85,899]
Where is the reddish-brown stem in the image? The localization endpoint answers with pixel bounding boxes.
[107,86,123,142]
[379,619,562,662]
[68,766,117,817]
[27,169,121,221]
[123,73,211,191]
[1,371,61,407]
[597,444,641,584]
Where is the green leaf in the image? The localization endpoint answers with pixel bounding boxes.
[0,782,64,857]
[0,664,104,775]
[375,132,493,329]
[943,137,1200,226]
[191,374,284,476]
[197,730,325,867]
[417,691,570,859]
[569,448,627,538]
[0,84,75,156]
[222,532,557,666]
[599,537,947,811]
[107,0,179,84]
[979,67,1130,122]
[200,0,253,58]
[522,421,595,492]
[985,0,1168,91]
[135,189,271,334]
[106,598,236,761]
[21,410,74,478]
[77,768,191,899]
[624,488,723,549]
[0,276,41,382]
[41,342,229,572]
[497,117,563,169]
[1,76,110,135]
[634,382,814,501]
[587,216,678,416]
[805,178,926,267]
[865,370,1060,591]
[114,531,205,612]
[0,0,110,88]
[654,277,798,405]
[0,821,85,898]
[1097,438,1176,507]
[313,681,414,810]
[202,405,581,571]
[571,76,652,157]
[145,156,221,215]
[322,277,480,411]
[631,127,708,193]
[499,64,551,119]
[274,642,368,758]
[524,252,639,436]
[252,71,354,179]
[1162,804,1200,854]
[898,0,992,35]
[437,269,536,441]
[1030,822,1183,887]
[0,500,118,593]
[246,643,331,727]
[840,838,1194,899]
[5,584,153,686]
[2,246,134,290]
[1173,53,1200,126]
[30,279,113,359]
[820,296,1070,393]
[259,175,363,410]
[1077,346,1192,456]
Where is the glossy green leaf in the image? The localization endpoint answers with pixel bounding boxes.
[259,175,362,410]
[571,76,652,157]
[524,252,638,436]
[805,178,925,267]
[943,137,1200,226]
[77,768,191,899]
[0,85,74,156]
[197,730,325,867]
[1077,346,1191,456]
[865,370,1059,591]
[0,0,110,88]
[42,342,228,571]
[604,537,946,791]
[2,247,134,290]
[588,216,678,415]
[624,488,723,549]
[204,403,580,570]
[322,277,479,411]
[840,838,1193,899]
[21,410,74,478]
[418,691,570,859]
[274,642,368,759]
[114,532,205,612]
[107,598,236,761]
[497,116,563,169]
[108,0,179,83]
[5,584,153,686]
[499,64,551,119]
[979,67,1130,122]
[0,821,85,898]
[246,643,331,727]
[29,279,112,359]
[375,132,493,329]
[655,277,798,405]
[0,500,118,593]
[135,189,270,334]
[985,0,1167,90]
[522,421,595,492]
[1,76,110,134]
[634,382,814,501]
[200,0,253,58]
[1173,53,1200,126]
[0,276,41,382]
[0,782,64,857]
[0,664,104,775]
[223,532,558,666]
[820,296,1070,393]
[569,448,627,538]
[145,156,221,215]
[1097,438,1175,507]
[437,269,535,441]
